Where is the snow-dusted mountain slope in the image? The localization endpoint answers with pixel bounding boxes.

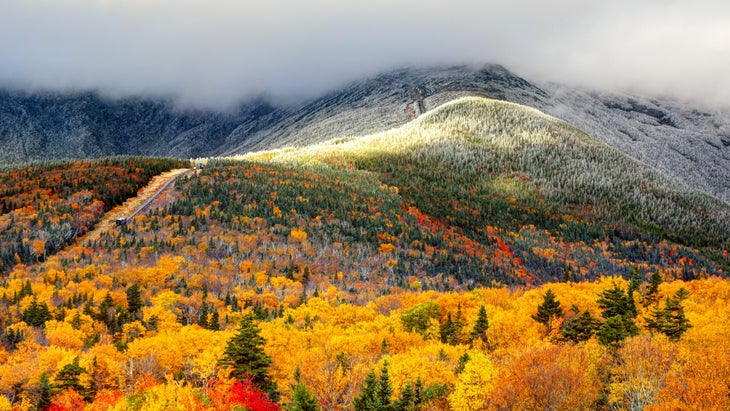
[540,86,730,204]
[1,65,727,203]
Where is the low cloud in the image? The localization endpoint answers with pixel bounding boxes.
[1,0,729,109]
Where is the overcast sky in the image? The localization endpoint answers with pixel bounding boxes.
[1,0,729,109]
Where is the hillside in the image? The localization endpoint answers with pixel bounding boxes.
[244,97,730,261]
[2,65,728,204]
[0,98,729,409]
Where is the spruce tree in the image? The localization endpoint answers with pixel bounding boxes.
[597,283,634,319]
[469,305,489,344]
[208,310,220,331]
[560,308,601,343]
[532,289,563,332]
[627,267,642,317]
[439,313,457,345]
[377,361,393,411]
[454,352,470,375]
[596,283,639,346]
[37,372,52,411]
[22,299,51,327]
[644,272,663,306]
[392,382,416,411]
[125,283,142,314]
[290,382,320,411]
[645,296,692,341]
[197,303,209,328]
[597,315,635,347]
[453,303,465,344]
[674,287,690,301]
[218,314,278,401]
[55,356,89,399]
[353,369,380,411]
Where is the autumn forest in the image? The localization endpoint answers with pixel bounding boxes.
[1,98,729,410]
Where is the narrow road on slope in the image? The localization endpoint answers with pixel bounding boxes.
[405,88,426,120]
[79,168,193,245]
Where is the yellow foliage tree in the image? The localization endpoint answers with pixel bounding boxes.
[449,352,498,411]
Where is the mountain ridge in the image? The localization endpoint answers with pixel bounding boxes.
[1,65,728,204]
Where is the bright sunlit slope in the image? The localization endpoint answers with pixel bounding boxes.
[243,97,730,278]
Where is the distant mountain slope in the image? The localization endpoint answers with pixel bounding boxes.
[1,65,728,203]
[245,97,730,260]
[0,90,279,161]
[542,87,730,205]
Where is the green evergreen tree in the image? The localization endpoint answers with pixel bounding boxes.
[413,378,424,407]
[97,292,115,328]
[453,303,465,344]
[454,352,470,375]
[290,382,320,411]
[531,289,563,332]
[70,311,82,330]
[645,296,692,341]
[596,315,633,347]
[627,267,643,317]
[597,283,635,319]
[197,303,209,328]
[559,307,601,343]
[125,283,143,314]
[644,272,663,306]
[37,372,52,411]
[22,299,51,327]
[54,356,90,399]
[353,369,381,411]
[218,314,278,401]
[561,267,572,283]
[377,360,393,411]
[207,310,220,331]
[596,283,639,346]
[392,382,416,411]
[674,287,690,301]
[439,313,457,345]
[469,305,489,344]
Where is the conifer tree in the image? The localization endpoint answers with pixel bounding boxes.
[377,360,393,411]
[597,283,636,319]
[453,303,465,344]
[596,283,638,346]
[22,299,51,327]
[37,372,52,411]
[218,313,278,401]
[55,356,89,399]
[197,303,209,328]
[290,382,320,411]
[532,289,563,332]
[469,305,489,344]
[125,283,142,314]
[208,310,220,331]
[392,382,416,411]
[454,352,470,375]
[353,370,380,411]
[559,307,601,343]
[644,272,663,306]
[645,295,692,341]
[627,266,642,317]
[597,315,635,347]
[439,313,457,345]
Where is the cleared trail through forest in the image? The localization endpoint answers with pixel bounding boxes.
[79,168,193,245]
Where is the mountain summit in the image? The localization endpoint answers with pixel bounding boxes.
[1,65,728,203]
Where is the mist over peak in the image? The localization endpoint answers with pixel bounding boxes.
[1,0,729,109]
